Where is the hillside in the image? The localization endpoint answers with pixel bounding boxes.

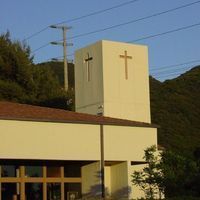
[37,61,74,89]
[0,32,72,110]
[150,66,200,156]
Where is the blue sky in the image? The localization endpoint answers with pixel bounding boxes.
[1,0,200,81]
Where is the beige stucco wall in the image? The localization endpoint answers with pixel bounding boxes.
[81,162,101,197]
[128,163,146,199]
[75,40,151,123]
[110,162,129,199]
[104,125,157,161]
[105,166,111,197]
[0,120,157,162]
[0,120,100,160]
[75,41,104,115]
[102,40,151,123]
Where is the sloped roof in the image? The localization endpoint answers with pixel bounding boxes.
[0,101,158,128]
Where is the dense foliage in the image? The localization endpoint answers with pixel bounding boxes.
[150,67,200,157]
[132,146,163,199]
[0,32,73,110]
[132,146,200,200]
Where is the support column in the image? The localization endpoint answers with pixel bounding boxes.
[100,124,105,199]
[20,166,25,200]
[61,166,65,200]
[0,166,1,200]
[43,166,47,200]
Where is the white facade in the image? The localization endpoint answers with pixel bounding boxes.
[75,40,151,123]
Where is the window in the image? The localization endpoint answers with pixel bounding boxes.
[25,183,43,200]
[47,166,61,177]
[0,162,82,200]
[47,183,61,200]
[1,165,20,177]
[65,183,81,200]
[25,166,43,177]
[2,183,19,200]
[64,164,81,177]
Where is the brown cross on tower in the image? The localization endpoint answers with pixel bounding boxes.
[84,53,93,81]
[119,50,133,80]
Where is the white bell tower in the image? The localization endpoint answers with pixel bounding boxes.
[75,40,151,123]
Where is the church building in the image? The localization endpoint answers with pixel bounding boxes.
[0,40,158,200]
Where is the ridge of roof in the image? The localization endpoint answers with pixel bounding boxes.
[0,101,158,128]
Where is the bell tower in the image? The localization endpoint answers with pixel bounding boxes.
[75,40,151,123]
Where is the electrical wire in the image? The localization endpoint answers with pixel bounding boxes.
[150,59,200,71]
[128,22,200,43]
[34,21,200,54]
[151,66,193,76]
[31,43,50,53]
[23,27,49,42]
[151,62,200,79]
[55,0,141,25]
[31,1,200,55]
[23,0,141,41]
[58,0,200,41]
[152,71,190,79]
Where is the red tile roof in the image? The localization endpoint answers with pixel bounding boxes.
[0,101,158,128]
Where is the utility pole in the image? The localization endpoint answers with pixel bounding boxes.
[50,25,72,91]
[100,124,105,199]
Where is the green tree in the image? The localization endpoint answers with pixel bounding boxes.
[161,150,198,198]
[132,145,163,200]
[0,31,33,89]
[0,31,32,102]
[132,146,200,199]
[0,31,72,110]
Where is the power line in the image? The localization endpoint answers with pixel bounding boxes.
[23,0,141,41]
[152,71,189,79]
[55,0,141,25]
[38,21,200,55]
[150,60,200,79]
[31,1,200,55]
[38,55,199,81]
[49,21,200,54]
[23,27,49,42]
[39,54,74,63]
[150,59,200,71]
[128,22,200,43]
[151,66,193,76]
[151,63,200,79]
[58,0,200,41]
[31,43,50,53]
[52,53,74,59]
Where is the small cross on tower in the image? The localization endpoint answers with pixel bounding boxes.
[119,50,132,80]
[84,53,93,81]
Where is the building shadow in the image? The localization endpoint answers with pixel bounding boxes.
[82,170,131,199]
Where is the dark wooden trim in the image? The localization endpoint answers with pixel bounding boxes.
[0,117,159,128]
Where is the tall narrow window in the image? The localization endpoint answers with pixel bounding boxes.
[47,183,61,200]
